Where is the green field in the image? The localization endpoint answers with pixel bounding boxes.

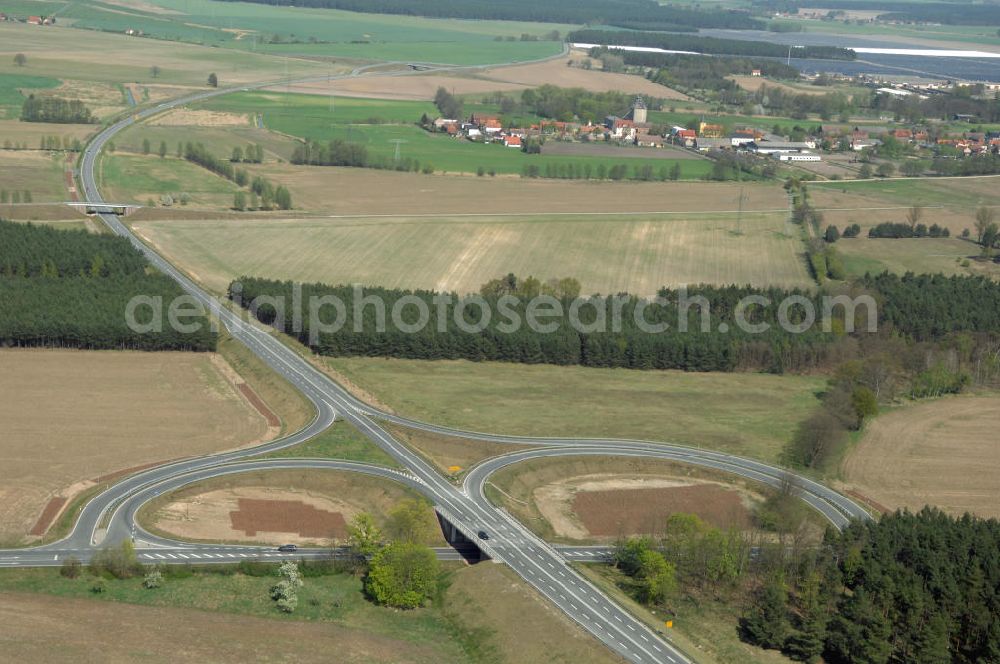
[260,420,400,468]
[113,122,298,161]
[322,357,824,464]
[54,0,568,65]
[133,210,812,296]
[100,153,240,206]
[813,177,1000,209]
[0,23,330,89]
[837,237,1000,279]
[198,91,712,177]
[0,72,60,118]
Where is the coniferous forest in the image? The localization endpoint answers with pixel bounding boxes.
[0,220,215,351]
[232,272,1000,374]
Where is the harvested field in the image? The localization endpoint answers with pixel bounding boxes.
[135,182,809,297]
[245,165,787,215]
[149,108,251,126]
[0,591,458,663]
[142,469,442,546]
[0,349,271,545]
[0,151,70,203]
[0,204,89,223]
[282,50,689,101]
[841,395,1000,518]
[0,119,96,146]
[487,456,767,543]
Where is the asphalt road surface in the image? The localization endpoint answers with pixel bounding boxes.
[0,55,871,664]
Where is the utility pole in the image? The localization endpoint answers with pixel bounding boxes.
[389,139,407,161]
[736,187,746,235]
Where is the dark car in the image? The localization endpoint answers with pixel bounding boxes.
[277,544,298,552]
[477,530,489,540]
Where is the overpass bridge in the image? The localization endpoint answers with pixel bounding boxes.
[65,201,142,216]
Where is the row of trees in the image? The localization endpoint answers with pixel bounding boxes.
[289,138,433,175]
[20,95,94,124]
[232,275,840,373]
[0,220,215,351]
[521,161,683,182]
[868,222,951,239]
[233,268,1000,375]
[0,190,32,204]
[183,142,291,210]
[38,135,83,151]
[230,143,264,164]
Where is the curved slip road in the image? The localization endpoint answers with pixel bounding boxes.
[1,51,870,663]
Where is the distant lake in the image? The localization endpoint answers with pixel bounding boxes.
[699,29,1000,81]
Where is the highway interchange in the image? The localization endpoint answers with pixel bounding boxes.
[0,59,871,664]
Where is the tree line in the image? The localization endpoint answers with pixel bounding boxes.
[569,29,856,61]
[232,276,837,374]
[233,268,1000,376]
[0,220,215,351]
[20,95,95,124]
[183,142,291,210]
[289,138,435,175]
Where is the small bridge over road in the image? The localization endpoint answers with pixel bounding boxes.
[65,202,142,216]
[435,505,492,563]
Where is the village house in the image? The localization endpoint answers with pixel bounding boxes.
[635,129,665,148]
[699,122,726,138]
[671,127,697,147]
[503,135,522,148]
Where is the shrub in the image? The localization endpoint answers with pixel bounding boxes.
[60,556,82,579]
[143,568,163,589]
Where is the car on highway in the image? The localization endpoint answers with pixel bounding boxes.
[277,544,298,552]
[477,530,489,540]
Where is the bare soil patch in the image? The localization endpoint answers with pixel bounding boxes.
[0,592,450,664]
[149,108,251,127]
[0,349,271,545]
[27,497,66,537]
[143,469,443,546]
[478,50,689,100]
[841,395,1000,518]
[489,456,767,543]
[230,497,348,538]
[574,482,753,538]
